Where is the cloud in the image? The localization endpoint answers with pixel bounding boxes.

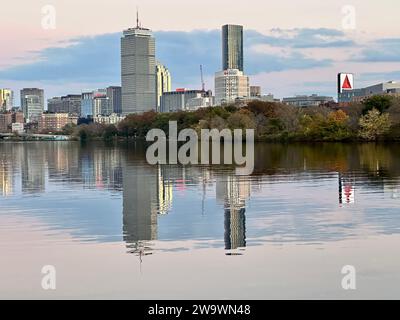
[3,27,398,100]
[0,33,121,83]
[246,28,355,49]
[359,70,400,82]
[0,28,336,89]
[353,38,400,62]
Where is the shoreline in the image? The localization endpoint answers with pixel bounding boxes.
[1,136,400,144]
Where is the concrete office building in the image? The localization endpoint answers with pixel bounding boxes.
[121,18,156,115]
[48,95,81,116]
[107,86,122,115]
[94,113,125,125]
[253,94,279,103]
[250,86,261,97]
[62,95,81,116]
[47,97,63,114]
[0,89,13,111]
[161,89,213,113]
[222,25,244,72]
[186,95,214,111]
[93,95,111,117]
[282,94,334,107]
[215,69,250,105]
[339,81,400,104]
[156,62,172,112]
[23,95,44,123]
[20,88,44,113]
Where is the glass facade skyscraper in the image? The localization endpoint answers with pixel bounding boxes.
[222,24,244,72]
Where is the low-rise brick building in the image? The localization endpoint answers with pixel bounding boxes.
[39,113,78,132]
[0,113,12,132]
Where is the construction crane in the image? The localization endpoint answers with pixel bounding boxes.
[200,65,205,92]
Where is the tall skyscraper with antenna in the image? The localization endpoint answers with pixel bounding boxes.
[121,11,156,115]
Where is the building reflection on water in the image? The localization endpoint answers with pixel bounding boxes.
[217,175,250,252]
[2,142,400,254]
[0,158,13,196]
[21,144,46,194]
[339,173,355,205]
[122,163,158,254]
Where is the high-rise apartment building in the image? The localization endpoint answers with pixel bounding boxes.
[215,69,250,105]
[222,24,244,72]
[20,88,44,113]
[156,63,172,112]
[121,18,156,115]
[0,89,14,111]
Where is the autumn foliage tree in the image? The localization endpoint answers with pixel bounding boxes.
[70,96,400,142]
[359,109,391,141]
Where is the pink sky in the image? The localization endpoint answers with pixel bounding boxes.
[2,0,398,67]
[1,0,400,100]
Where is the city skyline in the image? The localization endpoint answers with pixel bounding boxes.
[1,1,400,103]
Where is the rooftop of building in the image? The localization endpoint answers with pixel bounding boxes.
[163,89,206,95]
[283,94,334,100]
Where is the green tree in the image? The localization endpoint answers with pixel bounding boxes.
[227,110,256,131]
[77,125,89,142]
[62,123,77,135]
[359,108,391,141]
[102,125,118,141]
[362,95,393,114]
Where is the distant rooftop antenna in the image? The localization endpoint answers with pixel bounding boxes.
[136,7,140,28]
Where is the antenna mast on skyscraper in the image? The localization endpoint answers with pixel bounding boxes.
[136,7,141,28]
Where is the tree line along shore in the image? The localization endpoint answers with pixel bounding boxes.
[36,95,400,143]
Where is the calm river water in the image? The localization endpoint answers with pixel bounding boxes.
[0,142,400,299]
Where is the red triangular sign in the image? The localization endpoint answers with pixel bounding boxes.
[342,75,352,89]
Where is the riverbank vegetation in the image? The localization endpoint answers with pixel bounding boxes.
[72,95,400,142]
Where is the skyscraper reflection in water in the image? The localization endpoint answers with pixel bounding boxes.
[21,143,45,194]
[216,175,250,252]
[122,162,158,248]
[0,157,13,196]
